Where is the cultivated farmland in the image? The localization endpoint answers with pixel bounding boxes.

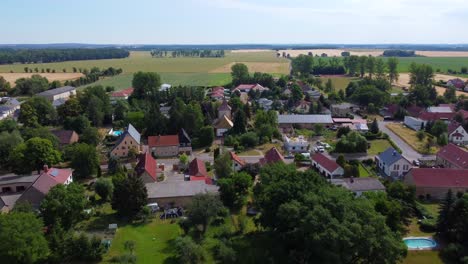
[0,72,83,84]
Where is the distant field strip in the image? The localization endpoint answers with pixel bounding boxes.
[0,72,83,84]
[210,62,289,74]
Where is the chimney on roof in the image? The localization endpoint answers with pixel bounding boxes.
[392,150,397,156]
[43,164,49,173]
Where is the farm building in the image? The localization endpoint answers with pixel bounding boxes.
[332,177,385,197]
[36,86,76,106]
[311,153,344,178]
[436,143,468,169]
[404,168,468,200]
[146,181,218,208]
[277,114,333,133]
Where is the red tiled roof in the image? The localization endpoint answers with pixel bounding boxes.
[212,86,225,92]
[234,84,256,90]
[259,147,284,166]
[32,168,72,194]
[407,105,424,117]
[312,153,341,173]
[418,111,455,121]
[409,168,468,188]
[229,152,246,166]
[51,130,79,145]
[148,135,179,147]
[190,176,213,185]
[135,152,157,181]
[189,158,208,177]
[111,87,134,97]
[437,143,468,169]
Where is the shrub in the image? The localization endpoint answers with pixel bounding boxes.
[419,218,437,232]
[239,132,259,148]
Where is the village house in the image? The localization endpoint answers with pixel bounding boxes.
[135,152,163,183]
[214,115,233,137]
[188,158,213,184]
[110,124,141,158]
[375,147,412,179]
[148,129,192,158]
[229,152,246,171]
[448,122,468,145]
[232,83,269,93]
[294,100,311,113]
[404,168,468,200]
[258,98,273,111]
[277,114,333,133]
[218,99,232,119]
[330,103,359,117]
[259,147,285,166]
[210,86,226,101]
[110,87,134,102]
[332,177,385,197]
[36,86,76,107]
[436,143,468,169]
[146,180,218,207]
[283,135,309,153]
[447,78,465,90]
[51,129,79,148]
[333,118,369,132]
[0,166,73,212]
[311,153,344,178]
[0,97,20,120]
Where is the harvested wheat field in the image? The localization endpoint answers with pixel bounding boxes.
[210,62,289,74]
[230,49,272,53]
[396,73,467,96]
[0,73,84,84]
[415,51,468,57]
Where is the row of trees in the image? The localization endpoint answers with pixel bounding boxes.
[150,49,225,58]
[0,48,129,64]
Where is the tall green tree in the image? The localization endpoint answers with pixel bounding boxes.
[9,137,61,174]
[186,193,225,234]
[0,130,23,169]
[375,58,387,79]
[366,56,376,79]
[65,143,99,179]
[231,109,247,135]
[214,152,233,179]
[112,175,148,219]
[19,97,56,127]
[40,183,87,230]
[14,74,49,95]
[387,57,399,83]
[218,172,252,210]
[0,212,49,264]
[132,72,161,100]
[231,63,250,85]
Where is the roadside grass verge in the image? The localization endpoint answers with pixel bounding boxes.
[386,123,438,154]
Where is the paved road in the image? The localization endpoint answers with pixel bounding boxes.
[378,121,435,161]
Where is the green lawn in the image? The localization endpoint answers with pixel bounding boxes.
[319,76,359,91]
[102,219,182,264]
[367,139,392,156]
[386,123,439,154]
[79,72,232,90]
[357,163,371,177]
[403,250,443,264]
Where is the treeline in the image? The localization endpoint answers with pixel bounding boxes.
[150,49,225,58]
[64,67,123,88]
[383,50,417,57]
[0,48,129,64]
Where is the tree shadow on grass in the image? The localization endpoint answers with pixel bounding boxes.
[162,238,179,264]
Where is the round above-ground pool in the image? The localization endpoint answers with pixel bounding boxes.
[403,237,437,250]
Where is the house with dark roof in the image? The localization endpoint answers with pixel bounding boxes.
[312,153,344,178]
[375,147,411,179]
[417,111,455,123]
[330,103,359,117]
[135,152,162,183]
[448,122,468,145]
[36,86,76,105]
[277,114,333,133]
[332,177,385,197]
[436,143,468,169]
[259,147,285,166]
[178,129,192,154]
[51,130,79,147]
[405,168,468,200]
[229,152,246,171]
[0,166,73,211]
[110,124,141,158]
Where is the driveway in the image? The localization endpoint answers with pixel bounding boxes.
[378,121,435,161]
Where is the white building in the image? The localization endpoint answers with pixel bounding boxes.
[160,84,172,92]
[283,135,309,153]
[404,116,425,131]
[376,148,412,179]
[448,123,468,145]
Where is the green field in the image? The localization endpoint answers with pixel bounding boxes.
[0,51,289,74]
[367,139,392,156]
[319,76,359,91]
[403,250,443,264]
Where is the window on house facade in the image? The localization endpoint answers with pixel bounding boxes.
[16,186,25,192]
[393,164,399,170]
[2,187,12,193]
[403,165,409,171]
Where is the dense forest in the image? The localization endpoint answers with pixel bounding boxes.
[0,48,129,64]
[383,50,417,57]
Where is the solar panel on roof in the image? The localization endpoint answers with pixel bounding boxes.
[50,169,59,177]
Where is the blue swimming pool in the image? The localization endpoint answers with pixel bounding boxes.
[404,238,437,249]
[112,130,123,136]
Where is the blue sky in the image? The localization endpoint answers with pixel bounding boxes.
[1,0,467,44]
